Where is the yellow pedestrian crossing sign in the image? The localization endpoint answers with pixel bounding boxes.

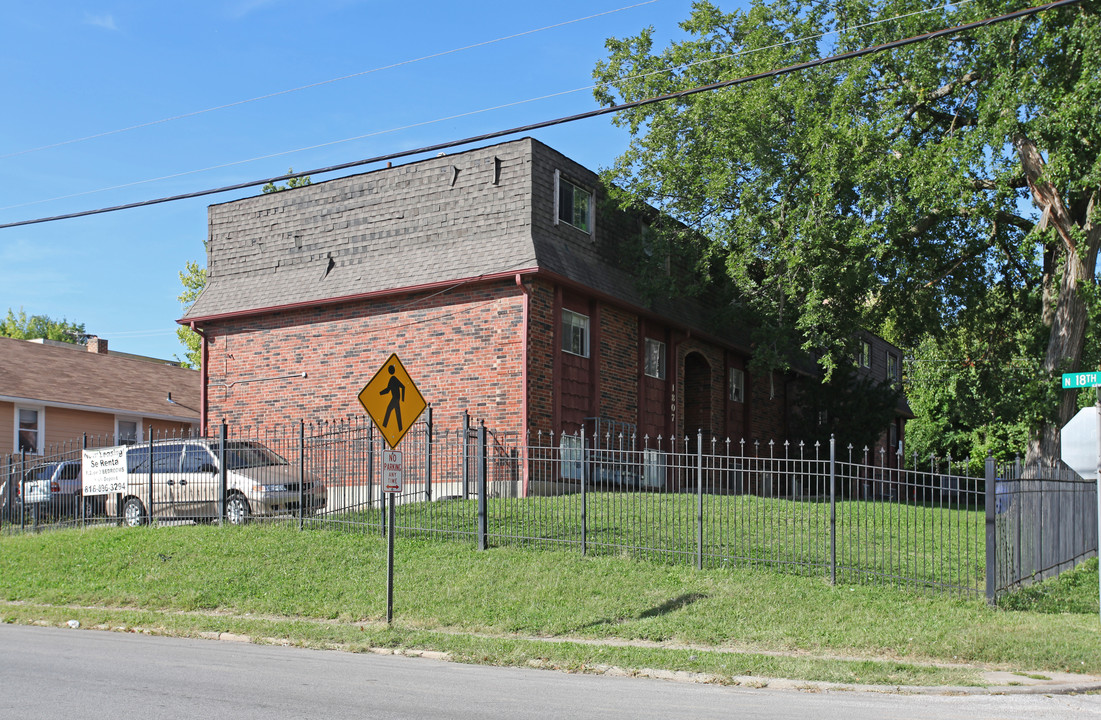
[358,354,427,449]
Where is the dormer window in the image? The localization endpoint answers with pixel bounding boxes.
[555,170,592,234]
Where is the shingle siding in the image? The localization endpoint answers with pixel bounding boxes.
[188,138,904,455]
[192,141,538,320]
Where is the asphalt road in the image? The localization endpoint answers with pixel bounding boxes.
[3,624,1100,720]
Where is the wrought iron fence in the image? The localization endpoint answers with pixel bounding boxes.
[3,414,1096,602]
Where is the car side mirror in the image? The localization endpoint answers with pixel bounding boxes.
[199,463,218,474]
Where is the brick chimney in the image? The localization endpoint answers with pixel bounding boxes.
[86,336,109,354]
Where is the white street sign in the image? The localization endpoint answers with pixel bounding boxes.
[1060,407,1099,480]
[382,450,403,494]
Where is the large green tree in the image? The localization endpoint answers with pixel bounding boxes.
[1,307,85,343]
[594,0,1101,465]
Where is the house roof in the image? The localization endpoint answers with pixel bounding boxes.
[0,337,200,421]
[181,137,752,354]
[184,139,541,323]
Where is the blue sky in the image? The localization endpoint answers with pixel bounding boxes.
[0,0,707,362]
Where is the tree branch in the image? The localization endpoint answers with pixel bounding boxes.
[971,176,1028,191]
[923,234,997,289]
[889,72,981,138]
[1013,133,1077,253]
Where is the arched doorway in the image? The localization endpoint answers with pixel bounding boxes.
[683,352,712,441]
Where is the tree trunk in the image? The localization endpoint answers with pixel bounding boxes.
[1024,201,1100,470]
[1025,245,1093,470]
[1016,135,1100,470]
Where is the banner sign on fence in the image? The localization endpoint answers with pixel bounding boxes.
[81,446,128,496]
[382,450,403,494]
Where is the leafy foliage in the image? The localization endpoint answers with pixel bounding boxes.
[0,307,85,343]
[175,261,206,368]
[788,365,902,450]
[593,0,1101,462]
[262,168,313,193]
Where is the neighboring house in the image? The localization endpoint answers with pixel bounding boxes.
[181,137,908,463]
[0,336,200,458]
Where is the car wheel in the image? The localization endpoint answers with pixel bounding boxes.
[226,495,251,525]
[122,497,146,527]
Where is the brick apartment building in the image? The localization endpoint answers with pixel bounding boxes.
[181,138,908,457]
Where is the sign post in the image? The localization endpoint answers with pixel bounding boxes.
[358,354,427,625]
[1059,372,1101,624]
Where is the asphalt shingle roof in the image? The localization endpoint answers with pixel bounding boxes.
[0,337,200,420]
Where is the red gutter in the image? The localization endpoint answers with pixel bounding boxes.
[177,266,540,325]
[515,274,530,498]
[190,321,209,436]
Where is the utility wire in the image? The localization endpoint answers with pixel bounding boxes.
[0,1,659,161]
[0,0,971,214]
[0,0,1080,231]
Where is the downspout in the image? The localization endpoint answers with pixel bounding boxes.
[191,321,209,437]
[516,274,530,497]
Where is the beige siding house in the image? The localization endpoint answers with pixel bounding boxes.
[1,336,200,458]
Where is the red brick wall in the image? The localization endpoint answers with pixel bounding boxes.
[204,282,525,436]
[202,273,803,448]
[525,279,555,437]
[598,304,638,428]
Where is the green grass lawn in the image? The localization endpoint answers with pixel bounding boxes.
[1,522,1097,687]
[335,492,987,593]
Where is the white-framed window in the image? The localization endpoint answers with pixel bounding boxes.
[116,417,142,445]
[561,309,589,357]
[15,406,44,455]
[858,340,871,368]
[554,170,593,234]
[729,368,745,403]
[644,338,666,380]
[887,353,900,385]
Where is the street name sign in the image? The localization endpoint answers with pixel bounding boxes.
[358,353,427,449]
[1062,372,1101,390]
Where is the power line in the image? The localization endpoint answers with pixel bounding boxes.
[0,0,970,214]
[0,0,1080,231]
[0,1,659,161]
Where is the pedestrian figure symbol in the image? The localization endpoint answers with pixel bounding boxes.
[358,353,428,449]
[380,365,405,431]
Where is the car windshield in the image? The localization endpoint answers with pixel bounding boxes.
[220,443,289,470]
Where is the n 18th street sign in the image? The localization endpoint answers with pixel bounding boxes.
[1062,372,1101,389]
